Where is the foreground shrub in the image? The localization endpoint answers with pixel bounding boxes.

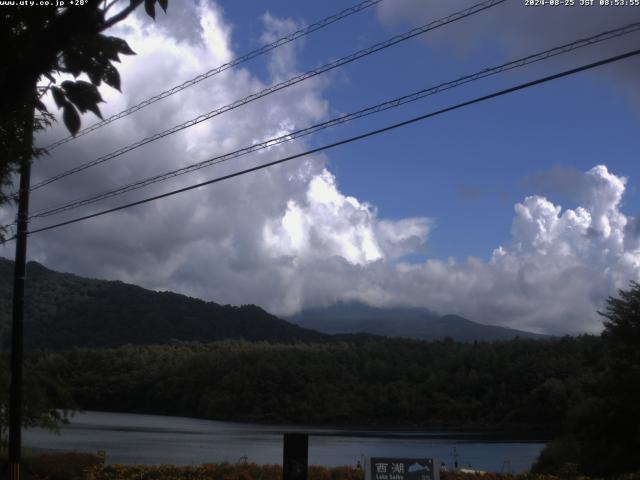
[85,463,283,480]
[86,464,368,480]
[28,452,102,480]
[8,458,639,480]
[0,451,100,480]
[531,436,581,475]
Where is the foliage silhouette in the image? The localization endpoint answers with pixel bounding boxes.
[0,0,169,237]
[533,282,640,476]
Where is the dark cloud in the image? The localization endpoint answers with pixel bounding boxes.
[520,164,589,204]
[456,184,488,201]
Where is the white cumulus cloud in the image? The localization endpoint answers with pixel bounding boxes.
[263,168,431,266]
[1,2,638,336]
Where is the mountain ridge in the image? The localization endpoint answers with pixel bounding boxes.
[0,257,330,349]
[288,301,547,342]
[0,258,546,349]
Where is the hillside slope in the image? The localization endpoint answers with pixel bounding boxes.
[0,258,329,350]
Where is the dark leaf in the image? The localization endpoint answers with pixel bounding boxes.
[86,103,103,120]
[158,0,168,12]
[97,35,122,62]
[61,49,88,78]
[62,104,81,136]
[87,68,103,86]
[35,99,48,113]
[62,80,104,119]
[62,80,104,104]
[51,87,67,109]
[103,64,121,91]
[101,42,120,62]
[111,37,136,56]
[61,36,118,86]
[144,0,155,19]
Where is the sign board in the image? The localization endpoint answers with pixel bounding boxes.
[365,457,439,480]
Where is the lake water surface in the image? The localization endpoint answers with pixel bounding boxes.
[23,411,546,473]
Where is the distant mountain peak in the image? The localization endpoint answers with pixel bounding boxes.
[289,302,548,342]
[0,257,547,349]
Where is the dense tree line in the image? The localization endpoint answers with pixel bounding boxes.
[5,287,638,477]
[533,282,640,476]
[2,258,638,475]
[29,336,603,430]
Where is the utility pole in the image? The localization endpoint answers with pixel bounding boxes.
[283,433,308,480]
[8,98,34,480]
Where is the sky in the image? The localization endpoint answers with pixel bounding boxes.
[2,0,640,335]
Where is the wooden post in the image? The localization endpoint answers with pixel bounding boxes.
[8,97,34,480]
[283,433,308,480]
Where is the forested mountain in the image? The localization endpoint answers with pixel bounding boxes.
[2,254,637,477]
[289,302,547,342]
[0,258,543,350]
[0,258,329,350]
[31,335,601,431]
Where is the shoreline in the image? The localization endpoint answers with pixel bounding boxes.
[23,410,546,472]
[65,409,554,441]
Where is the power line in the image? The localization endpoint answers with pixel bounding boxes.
[42,0,384,152]
[24,0,506,196]
[29,22,640,220]
[0,226,16,244]
[0,235,16,244]
[24,48,640,237]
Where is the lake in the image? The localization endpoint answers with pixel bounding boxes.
[23,411,546,473]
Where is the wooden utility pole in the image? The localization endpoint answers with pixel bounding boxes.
[283,433,308,480]
[8,98,34,480]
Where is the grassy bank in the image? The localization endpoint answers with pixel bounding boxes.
[4,453,640,480]
[85,464,640,480]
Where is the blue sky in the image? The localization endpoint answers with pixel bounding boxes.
[222,0,640,260]
[2,0,640,334]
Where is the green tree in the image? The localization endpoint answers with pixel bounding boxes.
[533,282,640,476]
[0,0,168,237]
[0,0,170,433]
[0,355,76,451]
[587,281,640,475]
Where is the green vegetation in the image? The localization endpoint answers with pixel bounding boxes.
[23,452,102,480]
[29,336,600,429]
[0,259,330,350]
[0,355,75,447]
[2,453,640,480]
[532,282,640,476]
[83,463,640,480]
[0,1,169,237]
[1,258,638,476]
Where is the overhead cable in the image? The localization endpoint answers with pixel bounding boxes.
[24,0,506,195]
[29,22,640,219]
[42,0,384,151]
[24,48,640,237]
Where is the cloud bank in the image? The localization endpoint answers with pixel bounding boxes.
[1,2,639,335]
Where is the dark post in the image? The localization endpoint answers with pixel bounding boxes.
[283,433,308,480]
[9,101,34,480]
